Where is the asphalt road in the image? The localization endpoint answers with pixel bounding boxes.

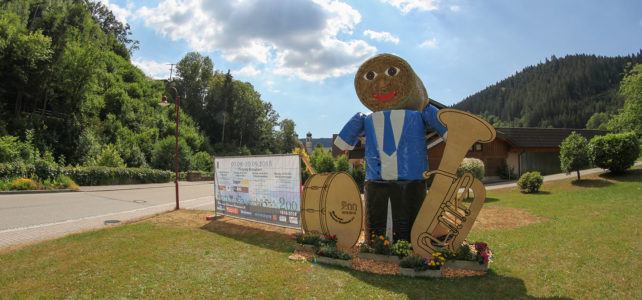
[0,181,216,248]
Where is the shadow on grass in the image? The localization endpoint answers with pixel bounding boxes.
[200,218,295,253]
[571,179,613,188]
[344,268,571,299]
[463,197,500,204]
[519,191,551,195]
[598,168,642,182]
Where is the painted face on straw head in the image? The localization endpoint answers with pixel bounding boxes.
[354,53,429,112]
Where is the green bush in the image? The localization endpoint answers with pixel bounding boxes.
[589,132,640,174]
[455,244,474,261]
[350,164,365,193]
[317,245,352,260]
[517,171,544,193]
[369,233,393,255]
[334,154,350,172]
[393,240,412,258]
[295,234,321,246]
[457,157,485,180]
[65,167,172,186]
[0,178,11,190]
[191,151,213,172]
[53,174,78,190]
[0,135,32,163]
[34,159,61,181]
[0,162,35,179]
[151,136,193,172]
[399,256,430,271]
[94,144,126,168]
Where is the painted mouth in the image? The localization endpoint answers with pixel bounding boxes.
[372,90,398,102]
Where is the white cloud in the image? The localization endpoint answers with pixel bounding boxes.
[135,0,376,81]
[132,59,172,79]
[380,0,439,14]
[99,0,132,24]
[234,65,261,77]
[450,5,461,12]
[363,30,400,44]
[419,37,438,48]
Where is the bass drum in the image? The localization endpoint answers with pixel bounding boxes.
[301,172,363,249]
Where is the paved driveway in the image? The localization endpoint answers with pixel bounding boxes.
[0,181,215,249]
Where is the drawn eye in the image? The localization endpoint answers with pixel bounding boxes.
[385,67,400,76]
[364,71,377,80]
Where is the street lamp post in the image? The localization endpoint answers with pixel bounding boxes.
[159,86,180,210]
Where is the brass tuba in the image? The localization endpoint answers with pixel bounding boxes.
[411,109,496,258]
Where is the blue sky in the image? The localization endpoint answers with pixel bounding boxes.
[102,0,642,138]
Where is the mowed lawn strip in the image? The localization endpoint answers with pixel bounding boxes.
[0,166,640,299]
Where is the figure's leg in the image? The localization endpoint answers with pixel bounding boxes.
[391,180,426,242]
[364,181,393,237]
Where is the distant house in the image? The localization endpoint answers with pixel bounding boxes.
[300,132,333,154]
[333,127,609,178]
[427,128,609,177]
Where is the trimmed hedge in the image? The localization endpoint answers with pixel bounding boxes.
[65,167,173,186]
[0,162,172,186]
[0,162,36,179]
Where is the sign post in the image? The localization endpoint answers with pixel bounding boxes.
[214,154,301,228]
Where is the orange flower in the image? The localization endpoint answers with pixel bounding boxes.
[379,235,384,240]
[384,240,390,246]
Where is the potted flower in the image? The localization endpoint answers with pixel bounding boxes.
[444,241,492,272]
[399,253,444,278]
[291,233,321,252]
[359,232,409,264]
[320,234,337,247]
[316,245,353,268]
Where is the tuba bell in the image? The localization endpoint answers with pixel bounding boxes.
[410,109,496,258]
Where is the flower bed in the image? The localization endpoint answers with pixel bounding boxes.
[439,241,493,271]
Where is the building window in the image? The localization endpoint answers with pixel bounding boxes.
[474,143,483,152]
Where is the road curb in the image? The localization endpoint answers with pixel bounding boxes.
[0,189,79,195]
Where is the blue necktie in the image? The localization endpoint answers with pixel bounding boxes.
[383,111,396,156]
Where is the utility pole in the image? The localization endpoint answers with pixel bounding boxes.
[167,63,176,81]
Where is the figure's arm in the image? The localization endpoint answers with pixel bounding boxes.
[334,113,366,150]
[422,104,448,141]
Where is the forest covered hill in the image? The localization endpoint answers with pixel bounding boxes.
[453,53,642,129]
[0,0,298,171]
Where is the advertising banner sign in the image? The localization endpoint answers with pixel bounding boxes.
[214,154,301,228]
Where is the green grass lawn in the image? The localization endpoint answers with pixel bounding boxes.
[1,167,640,299]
